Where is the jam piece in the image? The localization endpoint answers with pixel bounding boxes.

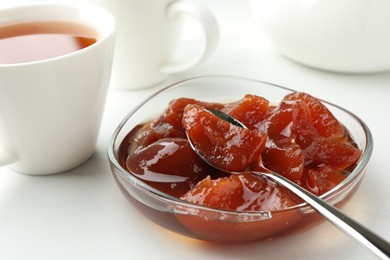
[314,138,362,169]
[182,104,267,172]
[257,100,311,139]
[126,138,224,197]
[291,118,361,169]
[300,165,347,196]
[284,92,345,139]
[181,173,302,211]
[221,94,269,129]
[131,123,185,152]
[133,98,224,150]
[261,138,305,182]
[152,98,224,132]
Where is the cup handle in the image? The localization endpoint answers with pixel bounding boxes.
[0,147,17,166]
[160,0,219,73]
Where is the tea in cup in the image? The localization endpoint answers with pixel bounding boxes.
[0,2,116,174]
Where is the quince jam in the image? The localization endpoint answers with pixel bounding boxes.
[118,93,362,212]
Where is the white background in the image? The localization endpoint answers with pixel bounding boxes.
[1,1,390,259]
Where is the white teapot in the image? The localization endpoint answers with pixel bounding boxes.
[249,0,390,73]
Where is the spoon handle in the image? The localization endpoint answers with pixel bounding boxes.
[263,172,390,259]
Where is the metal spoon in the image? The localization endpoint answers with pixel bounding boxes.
[186,108,390,259]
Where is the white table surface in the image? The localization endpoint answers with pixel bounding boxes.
[1,1,390,259]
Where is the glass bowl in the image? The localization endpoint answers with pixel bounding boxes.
[107,75,373,243]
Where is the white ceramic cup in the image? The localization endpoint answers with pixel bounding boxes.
[0,2,116,175]
[75,0,219,90]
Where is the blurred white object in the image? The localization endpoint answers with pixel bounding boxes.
[249,0,390,73]
[66,0,219,90]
